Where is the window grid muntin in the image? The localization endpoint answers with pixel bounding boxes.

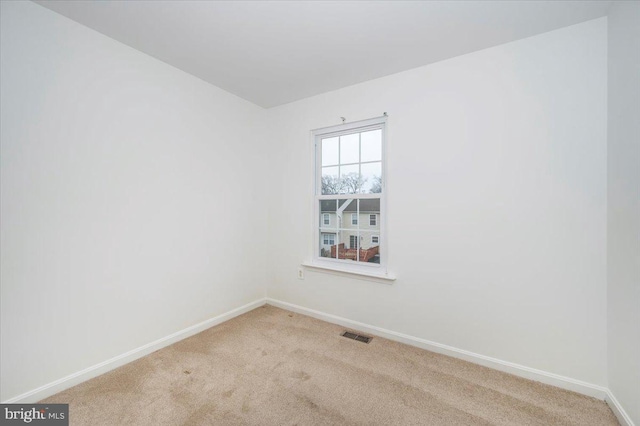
[321,159,381,169]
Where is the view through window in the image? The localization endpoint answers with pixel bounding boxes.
[315,118,385,266]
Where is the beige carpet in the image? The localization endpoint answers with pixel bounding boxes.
[42,305,618,425]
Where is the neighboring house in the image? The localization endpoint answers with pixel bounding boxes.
[319,199,380,261]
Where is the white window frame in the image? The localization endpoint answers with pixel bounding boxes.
[323,213,330,226]
[309,116,391,280]
[351,213,358,225]
[371,235,379,244]
[370,214,377,226]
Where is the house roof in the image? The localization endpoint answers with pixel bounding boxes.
[320,199,380,213]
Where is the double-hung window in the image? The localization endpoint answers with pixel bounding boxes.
[314,116,386,270]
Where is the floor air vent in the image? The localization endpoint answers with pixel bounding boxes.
[341,331,372,344]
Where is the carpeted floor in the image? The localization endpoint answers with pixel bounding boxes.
[42,305,618,425]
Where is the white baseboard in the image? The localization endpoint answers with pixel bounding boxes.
[606,391,635,426]
[3,298,267,404]
[266,298,609,400]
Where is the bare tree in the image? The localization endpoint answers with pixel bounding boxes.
[370,175,382,193]
[321,175,344,194]
[322,173,377,194]
[341,173,367,194]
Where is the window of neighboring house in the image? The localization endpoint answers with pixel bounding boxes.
[323,233,335,246]
[313,116,386,270]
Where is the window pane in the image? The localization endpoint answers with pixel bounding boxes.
[361,162,382,193]
[338,199,357,228]
[358,198,380,264]
[319,199,338,227]
[321,166,340,195]
[359,229,380,263]
[319,199,338,260]
[336,230,358,261]
[319,230,337,258]
[361,129,382,162]
[359,198,380,227]
[340,164,361,194]
[340,133,359,164]
[322,137,339,166]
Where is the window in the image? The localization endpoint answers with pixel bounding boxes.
[314,116,386,269]
[323,233,335,246]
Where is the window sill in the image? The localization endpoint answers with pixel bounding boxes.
[302,261,396,283]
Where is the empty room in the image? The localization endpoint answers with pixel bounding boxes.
[1,0,638,425]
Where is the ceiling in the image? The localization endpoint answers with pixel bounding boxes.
[34,1,611,108]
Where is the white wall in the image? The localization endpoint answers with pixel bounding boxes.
[266,19,608,386]
[0,1,267,401]
[607,1,640,424]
